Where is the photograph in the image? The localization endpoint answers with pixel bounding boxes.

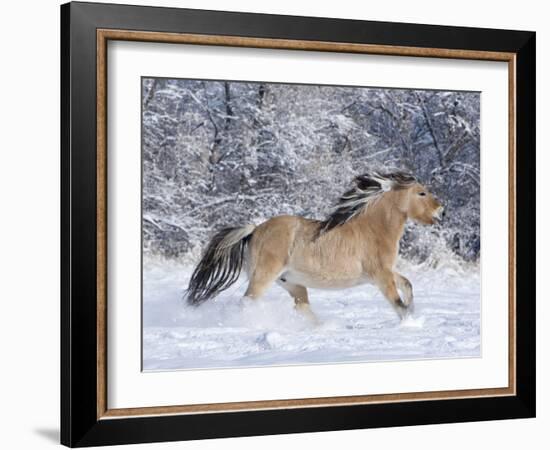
[141,77,481,371]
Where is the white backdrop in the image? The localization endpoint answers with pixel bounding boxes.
[0,0,546,449]
[108,42,508,408]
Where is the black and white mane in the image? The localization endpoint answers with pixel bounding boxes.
[319,171,417,234]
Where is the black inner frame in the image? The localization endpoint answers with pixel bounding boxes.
[61,2,535,447]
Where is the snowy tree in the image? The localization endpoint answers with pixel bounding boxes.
[142,78,480,264]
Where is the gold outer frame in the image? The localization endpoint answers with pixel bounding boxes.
[96,29,516,420]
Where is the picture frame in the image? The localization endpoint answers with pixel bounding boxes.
[60,1,535,447]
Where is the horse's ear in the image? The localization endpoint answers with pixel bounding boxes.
[355,173,381,190]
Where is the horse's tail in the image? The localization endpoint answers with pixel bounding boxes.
[185,224,256,306]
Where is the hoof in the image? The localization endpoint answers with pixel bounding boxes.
[295,304,320,325]
[239,295,255,308]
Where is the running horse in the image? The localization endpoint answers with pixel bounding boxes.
[186,171,444,321]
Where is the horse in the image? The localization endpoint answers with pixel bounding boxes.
[185,171,444,322]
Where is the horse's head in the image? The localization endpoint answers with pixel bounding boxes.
[403,182,444,225]
[319,171,443,234]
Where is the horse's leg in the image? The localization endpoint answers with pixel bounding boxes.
[276,280,318,323]
[243,252,285,301]
[395,272,414,313]
[375,270,411,320]
[243,216,296,304]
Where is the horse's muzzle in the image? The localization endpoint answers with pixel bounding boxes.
[433,206,445,222]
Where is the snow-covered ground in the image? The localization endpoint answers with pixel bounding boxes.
[143,258,480,371]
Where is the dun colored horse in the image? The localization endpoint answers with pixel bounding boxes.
[186,171,443,321]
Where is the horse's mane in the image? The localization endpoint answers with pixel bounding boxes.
[318,171,417,234]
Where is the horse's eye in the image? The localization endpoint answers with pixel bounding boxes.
[418,192,426,197]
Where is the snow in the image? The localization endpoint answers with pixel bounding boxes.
[142,258,480,371]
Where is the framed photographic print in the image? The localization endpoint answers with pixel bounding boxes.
[60,1,536,447]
